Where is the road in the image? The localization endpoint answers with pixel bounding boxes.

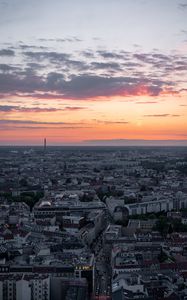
[92,211,112,299]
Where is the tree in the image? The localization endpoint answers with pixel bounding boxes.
[153,217,169,236]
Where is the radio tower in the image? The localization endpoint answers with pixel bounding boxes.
[44,138,47,152]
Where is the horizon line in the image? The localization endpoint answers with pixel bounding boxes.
[0,139,187,147]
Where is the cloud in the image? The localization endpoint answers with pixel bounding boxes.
[0,64,19,72]
[81,50,95,59]
[135,101,158,104]
[97,50,125,60]
[38,37,82,43]
[179,3,187,9]
[0,119,62,125]
[48,74,165,99]
[0,73,45,94]
[26,62,45,70]
[181,29,187,35]
[0,105,20,112]
[0,104,87,113]
[16,92,65,100]
[103,121,129,124]
[144,114,169,117]
[94,119,129,124]
[23,51,87,71]
[151,53,171,61]
[0,72,177,99]
[63,106,87,111]
[0,119,90,132]
[91,62,122,71]
[0,105,61,113]
[1,125,90,130]
[24,51,70,62]
[0,119,83,125]
[0,45,186,100]
[144,114,181,117]
[19,44,48,50]
[0,49,15,56]
[134,53,155,64]
[64,59,88,71]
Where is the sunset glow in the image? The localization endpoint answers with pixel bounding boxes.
[0,0,187,145]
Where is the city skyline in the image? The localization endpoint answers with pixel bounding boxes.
[0,0,187,145]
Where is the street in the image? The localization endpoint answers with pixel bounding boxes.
[92,213,112,300]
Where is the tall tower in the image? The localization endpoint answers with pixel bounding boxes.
[44,138,47,151]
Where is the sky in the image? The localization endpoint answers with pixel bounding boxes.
[0,0,187,146]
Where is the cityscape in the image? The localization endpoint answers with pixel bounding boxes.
[0,0,187,299]
[0,145,187,299]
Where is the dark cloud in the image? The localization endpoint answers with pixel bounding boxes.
[51,74,165,99]
[0,105,19,112]
[123,62,142,68]
[91,62,122,71]
[4,126,92,130]
[23,51,87,72]
[0,119,60,125]
[0,72,175,99]
[179,3,187,9]
[65,59,88,71]
[0,45,186,100]
[0,105,61,113]
[179,88,187,93]
[151,53,171,61]
[97,50,126,60]
[24,51,70,62]
[0,119,82,125]
[81,50,95,58]
[0,118,90,131]
[174,65,187,71]
[0,49,15,56]
[181,30,187,34]
[26,62,45,70]
[19,44,48,50]
[64,106,87,111]
[134,53,154,64]
[0,64,18,72]
[0,73,45,94]
[0,104,86,113]
[1,125,90,130]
